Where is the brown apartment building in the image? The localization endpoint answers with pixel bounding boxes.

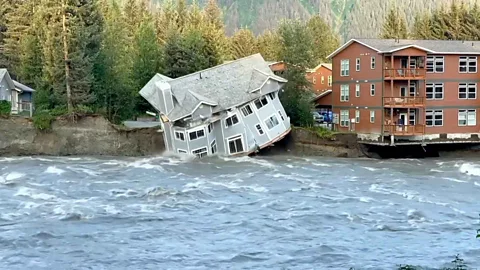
[327,38,480,145]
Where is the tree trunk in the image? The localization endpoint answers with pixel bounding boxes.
[62,0,73,113]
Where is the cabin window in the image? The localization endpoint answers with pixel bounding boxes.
[210,140,217,154]
[225,114,239,127]
[426,83,444,100]
[340,84,349,101]
[458,109,476,126]
[178,149,187,154]
[458,83,476,99]
[264,115,280,130]
[426,56,444,73]
[189,128,205,141]
[328,76,332,86]
[312,77,316,84]
[254,96,269,109]
[340,110,349,127]
[241,104,253,116]
[321,76,324,84]
[192,147,208,158]
[228,135,244,154]
[371,57,376,69]
[426,110,443,127]
[268,92,276,100]
[355,110,360,123]
[370,84,375,96]
[355,84,360,97]
[174,131,185,141]
[208,123,214,133]
[356,58,360,71]
[459,56,477,73]
[278,110,285,121]
[370,110,375,123]
[255,124,264,135]
[340,59,349,76]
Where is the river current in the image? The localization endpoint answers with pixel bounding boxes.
[0,155,479,270]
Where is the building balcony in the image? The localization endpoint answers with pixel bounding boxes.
[384,68,425,80]
[384,124,425,136]
[383,96,425,108]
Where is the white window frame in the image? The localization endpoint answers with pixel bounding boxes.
[340,110,349,127]
[321,76,324,84]
[371,57,376,69]
[340,84,349,102]
[328,76,332,87]
[356,58,360,71]
[426,56,444,73]
[426,83,444,100]
[255,124,264,135]
[225,114,240,128]
[188,128,206,141]
[174,130,185,141]
[268,92,276,100]
[458,83,477,99]
[177,149,187,154]
[340,59,349,76]
[208,123,214,133]
[459,56,477,73]
[426,110,444,127]
[227,134,244,155]
[370,110,375,123]
[254,96,269,110]
[241,104,253,117]
[278,110,285,121]
[264,114,280,130]
[355,110,360,123]
[458,109,476,126]
[312,77,316,84]
[210,140,217,154]
[370,84,375,96]
[355,84,360,97]
[192,147,208,158]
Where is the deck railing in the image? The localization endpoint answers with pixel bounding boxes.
[384,124,425,136]
[383,96,425,107]
[384,68,425,79]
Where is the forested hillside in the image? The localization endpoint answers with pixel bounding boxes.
[149,0,477,40]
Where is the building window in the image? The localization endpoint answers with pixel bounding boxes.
[312,77,316,84]
[459,56,477,73]
[192,147,208,158]
[370,110,375,123]
[278,110,285,121]
[254,96,268,109]
[340,110,349,127]
[241,104,253,116]
[458,109,476,126]
[174,131,185,141]
[426,56,444,73]
[321,76,324,84]
[265,115,280,129]
[268,92,276,100]
[458,83,476,99]
[355,110,360,123]
[370,84,375,96]
[225,114,239,127]
[355,84,360,97]
[426,83,444,100]
[228,135,244,154]
[328,76,332,86]
[356,58,360,71]
[340,84,349,102]
[178,149,187,154]
[426,110,443,127]
[371,57,376,69]
[340,59,349,76]
[208,123,214,133]
[255,124,264,135]
[189,129,205,141]
[210,140,217,154]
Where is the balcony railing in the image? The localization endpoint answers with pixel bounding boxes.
[384,68,425,79]
[384,124,425,136]
[384,96,425,107]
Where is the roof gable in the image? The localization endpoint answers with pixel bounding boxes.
[0,69,15,89]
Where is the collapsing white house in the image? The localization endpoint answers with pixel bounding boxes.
[139,53,292,158]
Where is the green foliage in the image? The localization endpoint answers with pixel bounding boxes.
[0,100,11,116]
[306,15,340,63]
[32,110,56,131]
[380,6,408,39]
[306,126,335,139]
[229,28,258,60]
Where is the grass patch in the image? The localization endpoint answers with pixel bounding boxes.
[304,126,336,139]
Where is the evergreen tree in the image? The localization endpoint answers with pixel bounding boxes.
[431,5,449,39]
[230,28,258,60]
[155,0,178,45]
[201,0,229,62]
[256,30,281,61]
[306,15,340,63]
[0,0,15,68]
[412,12,433,39]
[380,6,408,39]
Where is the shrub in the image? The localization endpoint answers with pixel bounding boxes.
[0,100,11,117]
[305,126,335,139]
[32,110,55,131]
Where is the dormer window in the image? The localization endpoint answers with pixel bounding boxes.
[225,114,239,127]
[254,96,269,109]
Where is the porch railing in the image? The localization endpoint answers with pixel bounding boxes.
[12,101,33,117]
[384,124,425,136]
[384,68,425,79]
[383,96,425,107]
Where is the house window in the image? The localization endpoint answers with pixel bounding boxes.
[189,128,205,141]
[255,124,264,135]
[340,84,349,102]
[355,84,360,97]
[426,56,444,73]
[210,140,217,154]
[174,131,185,141]
[265,115,280,129]
[340,59,349,76]
[458,83,476,99]
[458,109,476,126]
[356,58,360,71]
[328,76,332,86]
[409,113,416,125]
[254,96,268,109]
[192,147,208,158]
[370,110,375,123]
[321,76,324,84]
[426,110,443,127]
[340,110,349,127]
[278,110,285,121]
[312,77,316,84]
[355,110,360,123]
[459,56,477,73]
[370,84,375,96]
[228,135,244,154]
[208,123,214,133]
[178,149,187,154]
[241,104,253,116]
[426,83,444,100]
[225,114,239,127]
[268,92,276,100]
[371,57,376,69]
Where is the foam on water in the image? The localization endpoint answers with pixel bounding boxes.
[14,187,58,201]
[458,163,480,176]
[45,166,66,175]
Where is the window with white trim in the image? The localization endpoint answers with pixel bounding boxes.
[189,129,205,140]
[340,59,349,76]
[225,114,239,127]
[178,149,187,154]
[356,58,360,71]
[426,56,444,73]
[355,110,360,123]
[192,147,208,158]
[278,110,285,121]
[370,84,375,96]
[174,131,185,141]
[370,110,375,123]
[371,57,376,69]
[241,104,253,116]
[328,76,332,86]
[426,83,444,100]
[228,135,244,154]
[321,76,324,84]
[312,77,316,84]
[210,140,217,154]
[426,110,443,127]
[265,115,280,129]
[458,109,476,126]
[340,110,349,127]
[458,83,476,99]
[340,84,349,101]
[254,96,268,109]
[255,124,264,135]
[355,84,360,97]
[459,56,477,73]
[268,92,276,100]
[208,123,214,133]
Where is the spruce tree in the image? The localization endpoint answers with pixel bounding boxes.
[256,30,281,61]
[380,6,408,39]
[412,13,433,40]
[230,28,258,60]
[306,15,340,63]
[201,0,229,62]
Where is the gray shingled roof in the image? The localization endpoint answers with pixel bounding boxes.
[13,80,35,92]
[0,69,7,81]
[143,53,287,122]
